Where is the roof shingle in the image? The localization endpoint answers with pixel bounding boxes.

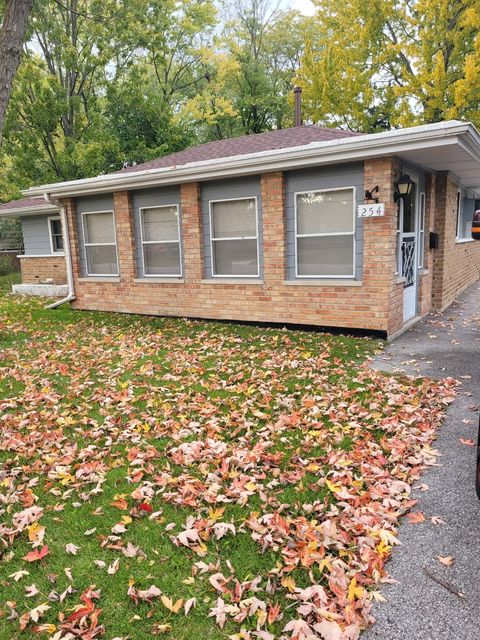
[118,125,359,174]
[0,196,57,213]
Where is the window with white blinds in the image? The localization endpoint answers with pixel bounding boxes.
[140,205,182,276]
[81,210,119,276]
[210,197,259,277]
[295,188,355,277]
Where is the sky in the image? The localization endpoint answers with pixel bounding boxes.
[292,0,315,15]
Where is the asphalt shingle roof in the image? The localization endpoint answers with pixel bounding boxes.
[118,125,360,174]
[0,196,57,213]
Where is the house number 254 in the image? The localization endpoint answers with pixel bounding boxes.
[357,203,385,218]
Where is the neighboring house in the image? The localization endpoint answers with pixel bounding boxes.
[4,120,480,337]
[0,196,68,295]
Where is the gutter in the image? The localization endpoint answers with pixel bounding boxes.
[42,193,76,309]
[22,121,477,199]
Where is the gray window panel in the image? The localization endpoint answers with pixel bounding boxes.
[297,190,354,235]
[84,212,115,244]
[142,206,179,242]
[144,242,181,275]
[211,199,257,238]
[297,235,354,277]
[86,245,118,275]
[213,239,258,275]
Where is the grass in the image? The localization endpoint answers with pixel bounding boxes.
[0,279,453,639]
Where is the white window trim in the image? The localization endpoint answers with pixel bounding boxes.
[294,186,356,279]
[455,188,468,240]
[209,196,260,278]
[139,204,183,278]
[418,192,426,269]
[395,198,402,276]
[81,209,119,277]
[48,216,65,255]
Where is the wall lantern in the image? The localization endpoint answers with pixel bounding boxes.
[394,173,414,201]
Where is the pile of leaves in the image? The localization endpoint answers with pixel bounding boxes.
[0,293,455,639]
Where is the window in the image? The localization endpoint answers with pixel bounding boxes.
[456,190,472,241]
[82,210,119,276]
[210,198,259,277]
[140,205,182,276]
[294,187,355,278]
[418,192,426,268]
[48,217,64,253]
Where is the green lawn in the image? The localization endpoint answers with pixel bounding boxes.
[0,277,454,640]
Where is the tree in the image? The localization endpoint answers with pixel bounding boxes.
[180,1,305,139]
[0,0,34,139]
[296,0,480,131]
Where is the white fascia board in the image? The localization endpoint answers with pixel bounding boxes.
[22,121,478,199]
[0,204,59,217]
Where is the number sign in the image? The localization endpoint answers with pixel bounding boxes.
[357,203,385,218]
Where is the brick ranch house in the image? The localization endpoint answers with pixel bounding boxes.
[3,120,480,338]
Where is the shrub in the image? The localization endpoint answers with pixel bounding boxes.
[0,253,16,276]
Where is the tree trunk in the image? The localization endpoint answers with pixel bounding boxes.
[0,0,34,140]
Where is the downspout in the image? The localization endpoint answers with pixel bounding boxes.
[43,193,76,309]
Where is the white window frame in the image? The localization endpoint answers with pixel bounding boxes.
[209,196,260,278]
[139,204,183,277]
[48,216,64,255]
[455,189,467,240]
[294,186,356,279]
[418,192,426,269]
[81,209,119,277]
[395,198,402,276]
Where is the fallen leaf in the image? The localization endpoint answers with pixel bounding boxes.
[406,512,425,524]
[437,556,455,566]
[23,545,49,562]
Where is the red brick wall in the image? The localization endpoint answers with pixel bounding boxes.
[20,256,67,284]
[432,174,480,311]
[63,162,407,334]
[417,174,436,316]
[61,158,479,336]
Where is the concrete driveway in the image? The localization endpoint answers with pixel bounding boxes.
[364,281,480,640]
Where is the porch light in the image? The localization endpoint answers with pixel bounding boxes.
[394,174,414,201]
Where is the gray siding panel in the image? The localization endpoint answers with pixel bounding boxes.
[201,176,263,279]
[285,163,364,280]
[22,215,57,255]
[76,194,115,276]
[131,186,181,278]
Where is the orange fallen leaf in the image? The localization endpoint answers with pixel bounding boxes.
[23,545,49,562]
[459,438,475,447]
[406,511,425,524]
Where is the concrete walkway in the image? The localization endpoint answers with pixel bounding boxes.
[364,281,480,640]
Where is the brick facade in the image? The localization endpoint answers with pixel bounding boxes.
[59,158,480,337]
[20,256,67,285]
[431,174,480,311]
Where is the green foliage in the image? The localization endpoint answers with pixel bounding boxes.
[2,0,480,196]
[0,217,22,249]
[0,253,17,275]
[296,0,480,131]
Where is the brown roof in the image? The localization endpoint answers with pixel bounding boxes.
[0,196,57,213]
[119,125,360,174]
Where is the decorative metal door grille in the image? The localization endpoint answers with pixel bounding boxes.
[401,238,415,287]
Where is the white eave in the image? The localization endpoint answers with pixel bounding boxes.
[0,203,59,217]
[23,120,480,199]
